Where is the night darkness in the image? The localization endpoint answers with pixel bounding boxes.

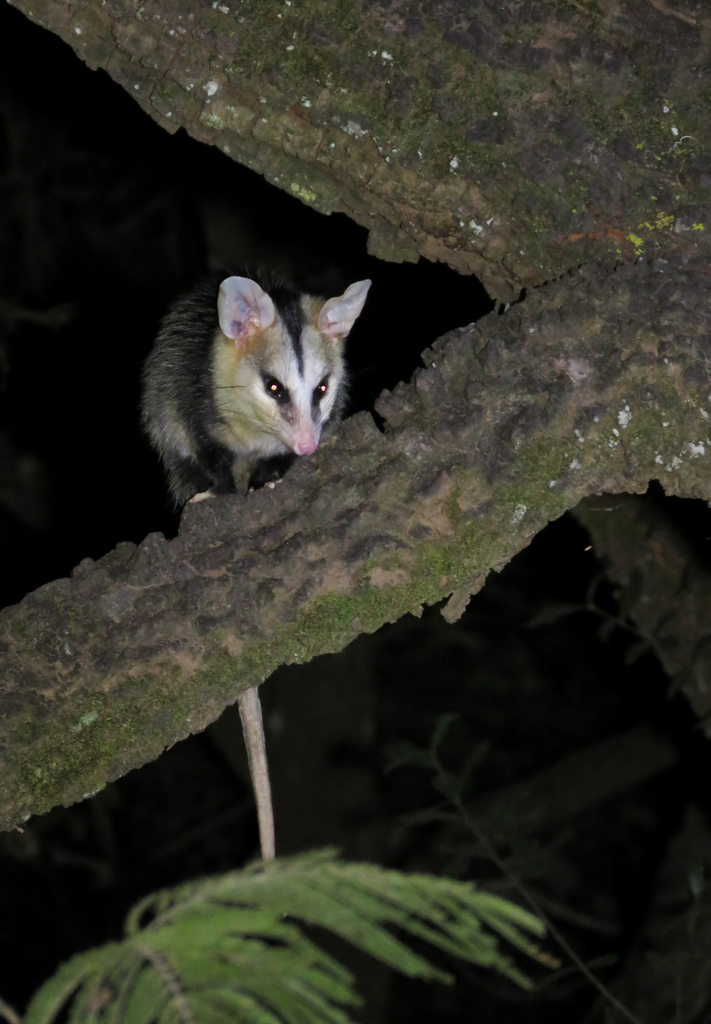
[2,5,711,1022]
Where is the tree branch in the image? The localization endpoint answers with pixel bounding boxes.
[7,0,711,301]
[2,257,711,829]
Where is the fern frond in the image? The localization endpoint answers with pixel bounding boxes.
[23,947,117,1024]
[24,851,546,1024]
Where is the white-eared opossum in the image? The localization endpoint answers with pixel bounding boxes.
[140,271,371,860]
[141,272,371,504]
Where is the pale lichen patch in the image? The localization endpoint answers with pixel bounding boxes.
[511,503,527,524]
[72,710,99,734]
[567,358,593,383]
[290,182,317,203]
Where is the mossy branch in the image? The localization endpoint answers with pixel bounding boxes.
[1,257,711,830]
[7,0,711,300]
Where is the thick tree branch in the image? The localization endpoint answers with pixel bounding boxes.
[8,0,711,301]
[2,256,711,830]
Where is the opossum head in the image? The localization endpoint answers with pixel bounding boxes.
[214,275,371,459]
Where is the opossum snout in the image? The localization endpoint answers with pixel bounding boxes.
[292,433,318,456]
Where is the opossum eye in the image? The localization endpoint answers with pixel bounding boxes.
[313,377,329,402]
[264,376,289,404]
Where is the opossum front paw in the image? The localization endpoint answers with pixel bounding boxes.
[247,452,296,492]
[188,490,214,504]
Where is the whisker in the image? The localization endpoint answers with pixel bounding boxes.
[215,401,284,438]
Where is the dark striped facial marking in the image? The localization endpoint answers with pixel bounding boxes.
[270,287,306,376]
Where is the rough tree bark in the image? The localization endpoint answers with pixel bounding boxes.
[2,255,711,829]
[7,0,710,302]
[1,0,711,830]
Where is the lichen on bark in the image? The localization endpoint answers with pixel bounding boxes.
[8,0,711,302]
[2,256,711,829]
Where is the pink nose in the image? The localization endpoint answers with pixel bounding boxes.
[293,436,318,456]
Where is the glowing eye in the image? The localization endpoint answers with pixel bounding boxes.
[264,376,287,401]
[314,378,329,402]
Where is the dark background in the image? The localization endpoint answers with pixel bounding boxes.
[1,5,711,1022]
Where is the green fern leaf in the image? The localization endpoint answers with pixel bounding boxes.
[114,962,166,1024]
[23,851,547,1024]
[24,948,118,1024]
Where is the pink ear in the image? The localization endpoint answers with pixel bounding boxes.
[318,279,371,339]
[218,277,276,346]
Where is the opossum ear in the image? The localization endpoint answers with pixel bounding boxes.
[318,279,371,339]
[218,276,276,346]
